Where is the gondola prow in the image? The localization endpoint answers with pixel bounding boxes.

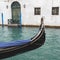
[41,17,44,24]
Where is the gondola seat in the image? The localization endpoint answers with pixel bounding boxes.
[0,39,31,48]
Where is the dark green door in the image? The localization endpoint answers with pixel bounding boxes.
[11,1,21,24]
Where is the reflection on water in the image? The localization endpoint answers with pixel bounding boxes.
[0,26,38,42]
[0,27,60,60]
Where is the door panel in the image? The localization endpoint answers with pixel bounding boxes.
[11,1,21,24]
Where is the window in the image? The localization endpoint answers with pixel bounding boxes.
[34,7,41,15]
[52,7,59,15]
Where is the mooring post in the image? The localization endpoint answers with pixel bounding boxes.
[19,13,22,27]
[2,13,4,27]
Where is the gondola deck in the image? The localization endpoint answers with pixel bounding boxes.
[0,18,45,59]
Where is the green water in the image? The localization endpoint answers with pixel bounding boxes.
[0,26,38,42]
[0,26,60,60]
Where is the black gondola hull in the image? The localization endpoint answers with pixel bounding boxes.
[0,29,45,59]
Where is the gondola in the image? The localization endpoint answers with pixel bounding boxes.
[0,18,45,59]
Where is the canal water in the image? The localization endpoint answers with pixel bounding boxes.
[0,26,60,60]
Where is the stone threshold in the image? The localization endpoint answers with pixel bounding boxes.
[0,24,60,28]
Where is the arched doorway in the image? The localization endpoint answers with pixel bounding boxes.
[11,1,21,24]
